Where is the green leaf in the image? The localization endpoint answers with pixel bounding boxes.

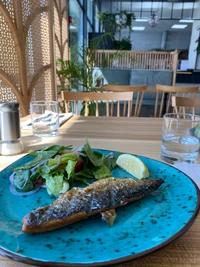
[60,181,70,194]
[13,169,34,192]
[83,139,103,166]
[60,153,79,164]
[45,173,69,197]
[74,170,94,179]
[46,153,78,171]
[65,159,77,181]
[73,176,89,185]
[103,154,119,170]
[191,124,200,139]
[29,168,41,181]
[13,145,67,170]
[47,158,60,170]
[38,165,51,179]
[92,164,112,179]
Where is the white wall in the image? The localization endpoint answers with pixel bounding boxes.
[188,20,200,69]
[193,0,200,18]
[129,31,191,51]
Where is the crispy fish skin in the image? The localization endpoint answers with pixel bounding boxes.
[22,178,164,233]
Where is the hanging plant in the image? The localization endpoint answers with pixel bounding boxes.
[97,10,135,34]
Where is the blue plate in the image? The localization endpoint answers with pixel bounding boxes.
[0,149,199,266]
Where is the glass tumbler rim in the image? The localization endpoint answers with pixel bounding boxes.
[30,100,59,106]
[163,113,200,122]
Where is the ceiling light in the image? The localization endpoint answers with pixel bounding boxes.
[179,19,194,23]
[171,24,188,29]
[148,13,159,27]
[132,26,145,31]
[69,25,77,31]
[135,18,148,22]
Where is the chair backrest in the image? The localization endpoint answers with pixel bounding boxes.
[154,84,198,117]
[61,91,133,117]
[101,84,147,116]
[172,96,200,114]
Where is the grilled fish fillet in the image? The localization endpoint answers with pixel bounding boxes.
[22,177,164,233]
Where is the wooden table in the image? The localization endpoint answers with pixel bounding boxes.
[0,116,200,267]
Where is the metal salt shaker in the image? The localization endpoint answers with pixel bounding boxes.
[0,102,24,155]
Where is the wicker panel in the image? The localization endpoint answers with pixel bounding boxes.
[62,7,69,61]
[1,0,15,21]
[28,12,47,73]
[26,27,35,86]
[54,1,61,88]
[24,0,53,102]
[54,0,69,89]
[22,0,31,25]
[22,0,48,24]
[31,69,52,101]
[26,10,51,96]
[41,13,51,65]
[54,3,61,60]
[0,80,16,102]
[0,9,18,103]
[0,0,64,115]
[0,13,20,87]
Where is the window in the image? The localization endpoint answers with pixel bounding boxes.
[69,0,83,61]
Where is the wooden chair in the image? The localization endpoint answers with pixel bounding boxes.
[172,96,200,115]
[100,84,147,117]
[61,91,133,117]
[154,84,198,117]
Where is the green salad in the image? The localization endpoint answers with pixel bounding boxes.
[191,123,200,139]
[10,139,119,197]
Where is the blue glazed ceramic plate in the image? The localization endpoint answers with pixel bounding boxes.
[0,149,199,267]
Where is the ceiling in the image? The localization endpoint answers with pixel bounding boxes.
[132,19,193,33]
[100,0,200,32]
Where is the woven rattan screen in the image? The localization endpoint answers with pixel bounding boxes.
[0,0,69,116]
[54,0,69,90]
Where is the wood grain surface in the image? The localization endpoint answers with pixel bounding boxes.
[0,116,200,267]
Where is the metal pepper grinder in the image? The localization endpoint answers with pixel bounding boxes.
[0,102,24,155]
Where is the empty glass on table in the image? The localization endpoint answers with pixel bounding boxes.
[30,101,59,137]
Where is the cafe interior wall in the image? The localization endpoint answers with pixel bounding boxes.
[118,30,191,51]
[100,0,200,70]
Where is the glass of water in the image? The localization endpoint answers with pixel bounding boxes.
[160,113,200,164]
[30,101,59,137]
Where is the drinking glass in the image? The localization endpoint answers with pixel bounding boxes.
[30,101,59,137]
[160,113,200,164]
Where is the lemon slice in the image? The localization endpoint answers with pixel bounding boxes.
[116,154,149,179]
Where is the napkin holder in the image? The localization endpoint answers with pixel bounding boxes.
[0,102,24,155]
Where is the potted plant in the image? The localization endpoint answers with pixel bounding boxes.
[114,37,132,50]
[56,34,135,114]
[57,34,114,93]
[95,10,134,52]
